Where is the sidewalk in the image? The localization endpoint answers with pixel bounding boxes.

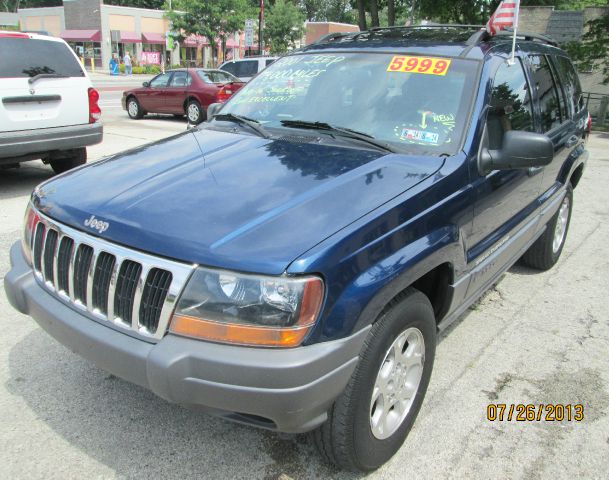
[89,71,155,90]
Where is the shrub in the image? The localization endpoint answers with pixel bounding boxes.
[132,66,146,74]
[119,63,125,73]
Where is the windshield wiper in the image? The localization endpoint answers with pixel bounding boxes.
[280,120,397,153]
[28,73,68,85]
[213,113,271,139]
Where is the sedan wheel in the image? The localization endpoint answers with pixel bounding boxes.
[187,100,203,124]
[127,98,143,119]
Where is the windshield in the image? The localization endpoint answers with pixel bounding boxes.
[197,70,239,84]
[219,52,478,154]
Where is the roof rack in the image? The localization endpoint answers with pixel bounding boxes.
[368,24,484,32]
[313,31,353,44]
[468,28,558,47]
[495,29,558,46]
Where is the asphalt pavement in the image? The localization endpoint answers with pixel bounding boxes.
[0,82,608,479]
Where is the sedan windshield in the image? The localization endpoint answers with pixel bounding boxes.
[220,52,478,154]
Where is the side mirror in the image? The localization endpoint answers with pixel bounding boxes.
[142,81,150,88]
[206,102,223,121]
[480,130,554,173]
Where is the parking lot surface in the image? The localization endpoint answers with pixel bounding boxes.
[1,84,608,478]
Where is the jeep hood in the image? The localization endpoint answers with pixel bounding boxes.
[33,129,443,274]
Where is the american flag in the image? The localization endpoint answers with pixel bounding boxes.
[486,1,520,35]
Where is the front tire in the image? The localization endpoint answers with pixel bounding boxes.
[186,99,204,124]
[49,148,87,174]
[127,96,144,119]
[521,184,573,271]
[313,288,436,471]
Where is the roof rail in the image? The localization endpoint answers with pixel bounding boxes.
[466,28,559,47]
[368,24,484,32]
[494,29,558,46]
[313,31,353,44]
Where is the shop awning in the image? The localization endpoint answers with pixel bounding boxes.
[60,30,101,42]
[184,35,209,47]
[225,38,239,48]
[119,31,141,43]
[142,32,165,44]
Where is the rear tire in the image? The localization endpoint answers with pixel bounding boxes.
[127,96,144,119]
[312,288,436,472]
[186,99,204,124]
[49,148,87,174]
[521,184,573,271]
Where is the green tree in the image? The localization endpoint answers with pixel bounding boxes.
[266,0,305,53]
[565,13,609,84]
[165,0,252,63]
[105,0,166,8]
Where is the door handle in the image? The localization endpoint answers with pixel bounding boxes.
[528,166,544,177]
[566,135,579,148]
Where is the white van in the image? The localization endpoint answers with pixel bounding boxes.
[219,56,277,82]
[0,31,103,173]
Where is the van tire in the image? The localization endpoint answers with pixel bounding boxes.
[312,288,436,472]
[50,148,87,174]
[521,184,573,271]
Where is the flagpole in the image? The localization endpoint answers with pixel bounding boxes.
[508,1,520,65]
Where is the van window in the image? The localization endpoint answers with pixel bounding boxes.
[487,60,534,149]
[528,55,562,131]
[234,60,258,78]
[1,38,84,78]
[220,62,237,75]
[265,59,276,67]
[553,55,584,117]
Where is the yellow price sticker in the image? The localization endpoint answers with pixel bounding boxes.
[387,55,452,76]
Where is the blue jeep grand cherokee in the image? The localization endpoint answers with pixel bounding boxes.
[4,26,588,471]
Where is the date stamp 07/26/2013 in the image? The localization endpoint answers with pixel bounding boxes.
[487,404,584,422]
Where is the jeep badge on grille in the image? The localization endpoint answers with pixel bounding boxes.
[84,215,109,233]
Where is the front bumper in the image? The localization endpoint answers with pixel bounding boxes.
[4,242,367,433]
[0,123,103,161]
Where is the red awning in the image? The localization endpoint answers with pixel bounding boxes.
[119,31,141,43]
[60,29,101,42]
[142,32,165,44]
[225,38,239,48]
[184,35,209,47]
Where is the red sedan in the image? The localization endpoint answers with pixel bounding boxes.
[122,69,244,124]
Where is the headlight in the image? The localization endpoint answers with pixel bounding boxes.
[169,267,324,348]
[22,203,38,266]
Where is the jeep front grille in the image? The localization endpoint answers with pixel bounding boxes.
[31,212,194,341]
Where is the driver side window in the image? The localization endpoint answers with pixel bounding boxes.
[487,60,533,150]
[150,72,172,88]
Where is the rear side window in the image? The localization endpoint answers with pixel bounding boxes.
[487,60,534,149]
[553,55,584,117]
[528,55,563,132]
[1,38,84,78]
[169,71,191,87]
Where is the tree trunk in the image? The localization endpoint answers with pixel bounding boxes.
[388,0,395,26]
[369,0,380,28]
[357,0,367,31]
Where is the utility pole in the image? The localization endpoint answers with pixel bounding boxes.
[258,0,264,55]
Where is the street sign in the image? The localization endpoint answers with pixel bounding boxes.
[245,19,255,47]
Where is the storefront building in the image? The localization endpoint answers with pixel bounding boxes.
[16,0,242,71]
